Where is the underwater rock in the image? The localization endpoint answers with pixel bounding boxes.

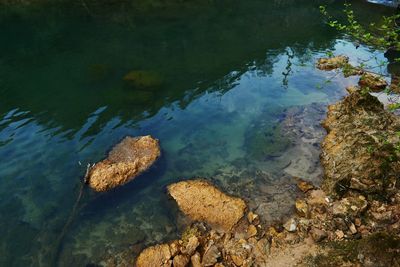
[358,72,388,92]
[87,135,160,192]
[167,180,246,231]
[316,55,349,70]
[123,70,163,89]
[321,86,400,197]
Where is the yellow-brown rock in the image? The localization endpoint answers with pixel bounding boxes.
[316,55,348,70]
[87,135,160,192]
[168,180,246,231]
[358,72,388,92]
[136,244,171,267]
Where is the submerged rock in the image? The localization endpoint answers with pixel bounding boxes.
[123,70,163,89]
[321,86,400,197]
[316,55,349,70]
[87,135,160,192]
[168,180,246,231]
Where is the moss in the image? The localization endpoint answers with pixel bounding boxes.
[306,232,400,267]
[181,225,201,246]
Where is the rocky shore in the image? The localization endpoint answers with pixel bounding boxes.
[104,57,400,266]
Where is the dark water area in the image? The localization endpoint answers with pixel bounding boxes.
[0,0,396,266]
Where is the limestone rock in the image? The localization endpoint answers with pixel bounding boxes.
[283,218,297,232]
[190,252,202,267]
[295,199,309,217]
[246,225,257,238]
[173,254,190,267]
[309,227,327,242]
[247,211,259,225]
[168,180,246,231]
[297,179,314,193]
[181,236,199,256]
[358,72,388,92]
[88,136,160,192]
[332,197,368,218]
[136,244,171,267]
[201,243,220,266]
[316,55,349,70]
[321,88,400,197]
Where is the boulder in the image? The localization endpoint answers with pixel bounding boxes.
[167,180,246,231]
[136,244,172,267]
[321,87,400,197]
[87,135,160,192]
[316,55,349,70]
[358,72,388,92]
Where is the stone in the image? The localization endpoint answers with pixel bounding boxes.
[168,180,247,231]
[316,55,349,70]
[181,236,199,256]
[246,225,257,238]
[173,254,190,267]
[358,72,388,92]
[335,230,345,240]
[332,197,368,218]
[190,252,202,267]
[87,136,160,192]
[295,199,309,217]
[136,244,171,267]
[349,223,357,234]
[283,218,297,232]
[169,241,181,257]
[201,243,220,266]
[309,227,327,242]
[297,179,314,193]
[321,89,400,197]
[247,212,259,225]
[231,255,245,266]
[123,70,163,89]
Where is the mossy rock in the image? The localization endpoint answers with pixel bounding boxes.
[123,70,164,90]
[306,232,400,267]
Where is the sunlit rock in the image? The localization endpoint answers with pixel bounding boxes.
[136,244,172,267]
[87,135,160,192]
[167,180,247,231]
[316,55,349,70]
[358,72,388,92]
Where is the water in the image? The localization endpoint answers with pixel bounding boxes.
[0,0,396,266]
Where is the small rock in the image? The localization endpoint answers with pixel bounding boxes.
[231,254,245,266]
[181,236,199,256]
[295,199,309,217]
[332,197,368,218]
[309,227,327,242]
[246,225,257,238]
[355,218,362,227]
[247,212,259,225]
[169,241,180,257]
[349,223,357,234]
[190,252,202,267]
[201,243,220,266]
[335,230,344,240]
[136,244,171,267]
[173,255,190,267]
[283,218,297,232]
[297,179,314,193]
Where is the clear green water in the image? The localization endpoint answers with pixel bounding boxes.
[0,1,395,266]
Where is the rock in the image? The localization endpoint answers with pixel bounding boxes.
[390,75,400,93]
[173,254,190,267]
[201,243,220,266]
[231,255,245,266]
[247,212,259,225]
[309,227,327,242]
[168,180,247,231]
[87,136,160,192]
[123,70,163,89]
[297,179,314,193]
[190,252,202,267]
[321,88,400,197]
[295,199,309,217]
[246,225,257,238]
[181,236,199,256]
[335,230,344,240]
[358,72,388,92]
[169,241,181,257]
[349,223,357,234]
[332,197,368,218]
[283,218,297,232]
[136,244,171,267]
[316,55,349,70]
